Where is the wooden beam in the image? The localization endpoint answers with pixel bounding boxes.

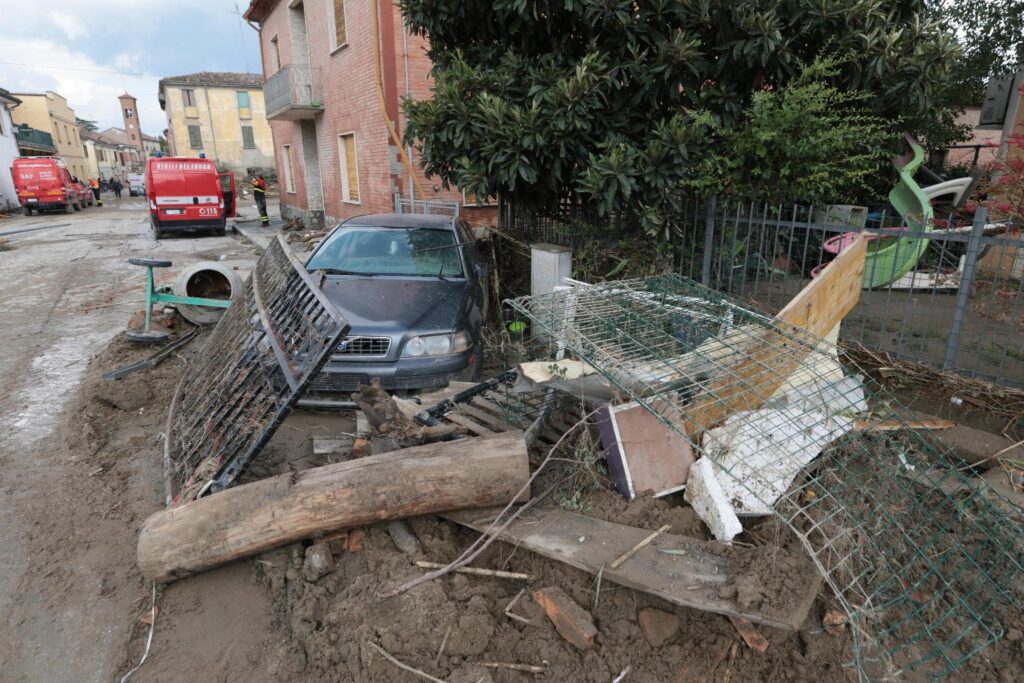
[682,235,867,436]
[138,431,530,583]
[444,507,819,630]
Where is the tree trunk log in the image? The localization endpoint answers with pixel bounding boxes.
[138,431,530,583]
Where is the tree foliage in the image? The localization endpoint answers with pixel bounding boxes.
[76,117,98,132]
[402,0,962,231]
[932,0,1024,106]
[695,59,892,205]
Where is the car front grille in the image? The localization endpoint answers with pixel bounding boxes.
[308,373,369,393]
[306,372,452,394]
[332,336,392,359]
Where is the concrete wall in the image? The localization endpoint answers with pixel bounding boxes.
[10,93,89,180]
[257,0,497,229]
[163,84,275,175]
[0,103,19,210]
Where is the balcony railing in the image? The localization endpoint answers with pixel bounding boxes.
[14,126,57,154]
[265,65,323,121]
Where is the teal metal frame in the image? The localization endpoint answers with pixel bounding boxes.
[130,258,231,337]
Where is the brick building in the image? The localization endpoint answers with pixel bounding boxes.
[243,0,495,229]
[10,91,89,179]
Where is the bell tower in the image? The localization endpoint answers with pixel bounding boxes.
[119,92,143,152]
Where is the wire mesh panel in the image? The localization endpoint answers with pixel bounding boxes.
[507,274,1023,680]
[164,235,350,505]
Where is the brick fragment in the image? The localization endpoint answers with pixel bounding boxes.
[638,607,680,647]
[532,586,597,650]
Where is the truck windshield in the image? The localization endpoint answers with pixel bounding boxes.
[307,227,464,277]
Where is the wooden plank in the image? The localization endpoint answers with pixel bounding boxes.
[312,433,357,456]
[682,235,867,436]
[443,507,819,630]
[445,412,494,436]
[456,403,509,431]
[138,432,530,583]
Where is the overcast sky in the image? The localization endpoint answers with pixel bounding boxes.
[0,0,262,137]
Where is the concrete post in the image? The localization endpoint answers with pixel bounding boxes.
[531,243,572,297]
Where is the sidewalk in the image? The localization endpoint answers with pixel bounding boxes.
[230,197,284,252]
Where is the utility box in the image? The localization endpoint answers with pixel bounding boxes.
[531,243,572,297]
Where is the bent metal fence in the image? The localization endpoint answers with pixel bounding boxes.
[508,276,1024,681]
[163,235,350,505]
[502,198,1024,387]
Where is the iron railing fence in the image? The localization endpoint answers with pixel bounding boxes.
[393,195,460,217]
[502,198,1024,387]
[264,64,324,119]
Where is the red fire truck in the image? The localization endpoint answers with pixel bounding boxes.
[146,157,235,239]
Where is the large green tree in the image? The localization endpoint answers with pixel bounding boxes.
[402,0,961,230]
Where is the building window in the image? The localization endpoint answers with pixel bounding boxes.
[327,0,347,51]
[237,91,251,119]
[241,125,255,149]
[83,145,89,157]
[182,88,197,110]
[188,124,203,148]
[338,133,359,203]
[281,144,295,193]
[270,35,281,73]
[125,108,135,119]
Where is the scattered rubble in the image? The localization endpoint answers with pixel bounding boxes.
[532,586,598,650]
[638,608,680,647]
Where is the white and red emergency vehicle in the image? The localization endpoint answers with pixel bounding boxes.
[11,157,81,215]
[146,157,235,238]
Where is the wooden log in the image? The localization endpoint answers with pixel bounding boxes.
[138,431,530,583]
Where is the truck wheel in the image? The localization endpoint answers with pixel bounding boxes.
[23,207,32,216]
[65,201,75,214]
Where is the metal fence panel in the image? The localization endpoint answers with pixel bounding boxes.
[502,198,1024,387]
[164,235,350,504]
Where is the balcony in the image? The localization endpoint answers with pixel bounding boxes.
[265,65,323,121]
[14,125,57,155]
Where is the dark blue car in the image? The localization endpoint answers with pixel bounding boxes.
[301,213,487,407]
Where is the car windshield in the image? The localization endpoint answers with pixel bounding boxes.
[306,226,464,277]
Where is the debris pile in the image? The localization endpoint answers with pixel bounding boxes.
[136,233,1023,680]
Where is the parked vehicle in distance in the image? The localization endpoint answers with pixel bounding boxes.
[127,172,146,196]
[146,157,228,238]
[11,157,81,214]
[301,213,488,407]
[70,178,93,208]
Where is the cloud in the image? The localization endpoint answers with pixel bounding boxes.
[0,38,163,135]
[47,11,88,41]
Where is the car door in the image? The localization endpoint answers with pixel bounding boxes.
[455,218,488,322]
[219,172,236,217]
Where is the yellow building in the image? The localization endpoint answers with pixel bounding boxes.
[158,72,275,175]
[10,91,89,179]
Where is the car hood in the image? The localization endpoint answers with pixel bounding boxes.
[319,276,468,332]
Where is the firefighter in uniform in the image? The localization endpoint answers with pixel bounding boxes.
[252,174,269,226]
[89,178,102,206]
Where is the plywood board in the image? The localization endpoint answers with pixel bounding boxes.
[444,507,819,630]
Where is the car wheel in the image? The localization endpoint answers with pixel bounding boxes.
[215,227,226,237]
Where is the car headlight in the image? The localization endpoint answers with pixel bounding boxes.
[402,331,471,358]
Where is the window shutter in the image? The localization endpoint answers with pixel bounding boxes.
[343,134,359,201]
[333,0,347,47]
[242,126,255,149]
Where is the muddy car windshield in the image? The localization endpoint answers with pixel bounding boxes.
[307,226,464,277]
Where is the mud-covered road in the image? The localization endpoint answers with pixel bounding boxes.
[0,199,273,681]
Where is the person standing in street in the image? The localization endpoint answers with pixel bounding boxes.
[252,174,269,226]
[89,178,102,206]
[112,177,123,199]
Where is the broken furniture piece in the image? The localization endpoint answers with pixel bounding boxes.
[139,431,530,582]
[163,235,350,504]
